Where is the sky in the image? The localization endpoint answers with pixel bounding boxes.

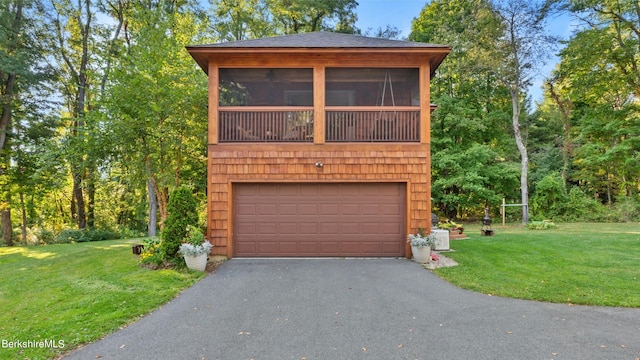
[354,0,579,106]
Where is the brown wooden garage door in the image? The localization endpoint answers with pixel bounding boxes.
[234,183,406,257]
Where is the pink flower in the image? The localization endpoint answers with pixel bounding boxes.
[430,253,439,261]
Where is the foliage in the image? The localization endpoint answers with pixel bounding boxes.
[530,172,567,218]
[139,237,164,267]
[178,224,212,257]
[564,186,606,222]
[160,186,199,261]
[104,4,208,230]
[53,228,121,244]
[407,232,437,248]
[0,239,204,359]
[526,220,557,230]
[411,0,521,219]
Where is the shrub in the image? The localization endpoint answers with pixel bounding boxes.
[609,197,640,222]
[531,173,567,219]
[527,220,557,230]
[139,238,164,268]
[53,228,121,244]
[53,229,84,244]
[160,186,199,262]
[565,187,606,221]
[34,228,55,244]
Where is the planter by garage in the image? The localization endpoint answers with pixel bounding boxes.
[407,232,437,264]
[184,252,208,271]
[411,245,432,263]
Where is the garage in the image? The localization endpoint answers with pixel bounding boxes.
[233,182,406,257]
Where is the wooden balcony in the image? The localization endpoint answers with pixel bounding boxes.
[218,107,420,143]
[326,109,419,142]
[219,109,314,143]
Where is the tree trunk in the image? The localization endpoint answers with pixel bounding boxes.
[0,75,15,152]
[147,179,157,237]
[86,164,95,229]
[146,155,168,231]
[1,206,11,246]
[546,80,573,182]
[1,184,11,246]
[19,192,26,246]
[511,92,529,224]
[0,0,22,153]
[158,186,169,231]
[73,172,86,229]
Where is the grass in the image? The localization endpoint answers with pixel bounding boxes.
[0,239,206,360]
[434,222,640,307]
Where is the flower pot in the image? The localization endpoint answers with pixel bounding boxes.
[183,252,208,271]
[411,245,431,263]
[132,244,144,255]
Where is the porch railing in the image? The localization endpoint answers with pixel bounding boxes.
[219,108,314,143]
[218,108,420,143]
[326,110,420,142]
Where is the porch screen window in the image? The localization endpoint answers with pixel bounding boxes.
[219,68,313,106]
[325,68,419,106]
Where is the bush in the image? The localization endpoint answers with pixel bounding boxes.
[609,197,640,222]
[139,238,164,268]
[53,228,121,244]
[565,187,606,221]
[34,228,56,244]
[160,186,199,262]
[527,220,557,230]
[531,173,567,219]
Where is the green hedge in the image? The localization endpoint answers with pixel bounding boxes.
[53,229,121,244]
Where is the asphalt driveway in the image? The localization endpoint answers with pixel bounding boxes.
[63,258,640,360]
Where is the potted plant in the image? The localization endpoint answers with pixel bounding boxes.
[407,230,437,263]
[179,225,213,271]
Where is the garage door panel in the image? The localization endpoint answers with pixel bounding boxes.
[299,222,318,233]
[279,222,298,234]
[342,204,360,215]
[341,222,360,234]
[277,242,299,254]
[237,204,256,216]
[258,242,278,254]
[320,241,339,253]
[256,204,277,215]
[234,183,405,257]
[320,222,339,234]
[279,204,298,215]
[380,222,402,234]
[319,203,339,215]
[299,204,319,215]
[382,242,403,254]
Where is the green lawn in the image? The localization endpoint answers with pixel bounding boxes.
[0,239,205,360]
[435,222,640,307]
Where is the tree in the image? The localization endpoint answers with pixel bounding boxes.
[105,3,208,234]
[549,0,640,202]
[0,0,49,245]
[160,185,198,261]
[43,0,129,230]
[410,0,520,219]
[490,0,557,223]
[266,0,358,34]
[210,0,274,41]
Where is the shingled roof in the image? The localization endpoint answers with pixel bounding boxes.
[188,31,448,49]
[187,31,450,75]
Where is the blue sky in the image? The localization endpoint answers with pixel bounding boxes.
[355,0,425,38]
[355,0,578,105]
